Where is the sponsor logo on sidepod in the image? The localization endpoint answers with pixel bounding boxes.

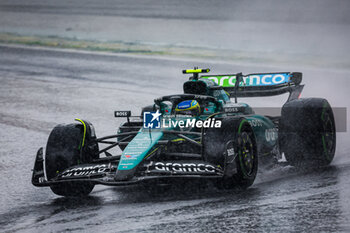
[265,128,278,142]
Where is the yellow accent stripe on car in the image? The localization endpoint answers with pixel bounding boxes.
[171,138,185,142]
[75,118,86,148]
[144,147,159,159]
[205,112,221,120]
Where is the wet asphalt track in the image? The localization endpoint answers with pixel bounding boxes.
[0,45,350,232]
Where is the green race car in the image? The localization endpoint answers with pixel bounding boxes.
[32,68,336,196]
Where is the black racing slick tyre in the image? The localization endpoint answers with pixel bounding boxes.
[45,123,97,196]
[279,98,336,168]
[204,117,258,189]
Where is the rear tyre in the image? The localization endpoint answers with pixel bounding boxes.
[45,123,96,196]
[204,117,258,190]
[279,98,336,168]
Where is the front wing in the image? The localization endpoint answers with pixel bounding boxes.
[32,149,224,187]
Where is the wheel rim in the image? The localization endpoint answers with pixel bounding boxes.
[322,111,335,161]
[238,132,255,176]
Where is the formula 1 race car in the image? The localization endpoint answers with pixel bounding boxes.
[32,68,336,196]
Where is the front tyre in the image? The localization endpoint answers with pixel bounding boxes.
[50,182,94,197]
[204,118,258,190]
[232,124,258,188]
[45,123,96,196]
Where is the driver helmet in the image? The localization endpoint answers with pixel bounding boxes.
[175,100,201,116]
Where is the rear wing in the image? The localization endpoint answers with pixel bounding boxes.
[201,72,303,102]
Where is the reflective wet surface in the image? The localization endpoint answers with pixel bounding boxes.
[0,45,349,232]
[1,1,350,231]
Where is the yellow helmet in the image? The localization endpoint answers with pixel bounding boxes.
[175,100,201,116]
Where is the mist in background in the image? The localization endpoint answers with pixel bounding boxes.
[0,0,349,137]
[1,1,350,232]
[1,0,350,65]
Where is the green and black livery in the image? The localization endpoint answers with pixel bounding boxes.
[32,68,336,196]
